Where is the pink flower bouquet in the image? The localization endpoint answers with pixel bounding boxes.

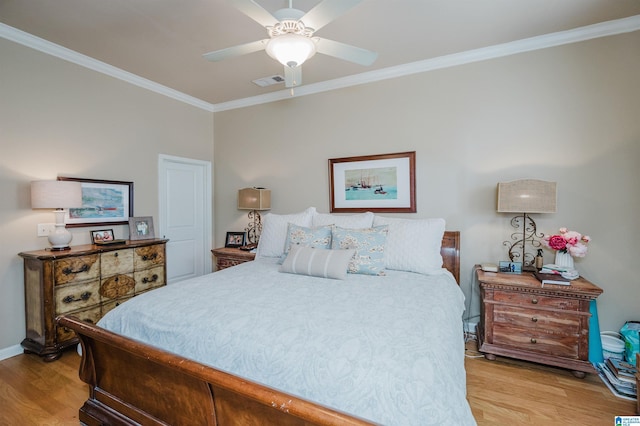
[543,227,590,257]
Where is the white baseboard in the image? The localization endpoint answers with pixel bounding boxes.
[0,344,23,361]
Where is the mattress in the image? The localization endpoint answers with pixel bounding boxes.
[98,258,476,425]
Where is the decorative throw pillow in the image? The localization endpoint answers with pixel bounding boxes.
[372,216,445,274]
[278,223,333,264]
[256,207,316,258]
[279,246,356,280]
[331,225,388,276]
[312,211,374,228]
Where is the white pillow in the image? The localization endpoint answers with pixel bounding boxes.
[256,207,316,258]
[312,211,374,228]
[279,246,356,280]
[372,216,446,274]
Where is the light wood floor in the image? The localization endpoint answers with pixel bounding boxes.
[0,342,636,425]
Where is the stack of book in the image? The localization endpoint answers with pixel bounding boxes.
[597,357,637,401]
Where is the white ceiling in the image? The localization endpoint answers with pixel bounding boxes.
[2,0,640,109]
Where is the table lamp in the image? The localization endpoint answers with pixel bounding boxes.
[238,187,271,244]
[31,180,83,250]
[497,179,557,267]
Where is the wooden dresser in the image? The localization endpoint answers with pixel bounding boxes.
[211,247,255,270]
[476,266,603,378]
[19,239,168,361]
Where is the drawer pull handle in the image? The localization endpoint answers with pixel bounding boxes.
[142,274,159,284]
[531,298,538,304]
[62,291,92,304]
[142,253,158,261]
[114,252,118,257]
[530,338,537,344]
[531,317,538,322]
[62,264,89,275]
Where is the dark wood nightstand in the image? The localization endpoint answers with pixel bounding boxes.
[476,265,603,378]
[211,247,255,271]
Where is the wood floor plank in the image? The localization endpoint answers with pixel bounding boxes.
[0,342,636,424]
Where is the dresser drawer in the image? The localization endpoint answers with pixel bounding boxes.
[135,245,165,269]
[54,255,99,285]
[135,265,165,292]
[100,274,135,300]
[101,249,134,276]
[493,323,579,358]
[57,305,101,342]
[493,290,580,311]
[493,305,581,334]
[55,281,101,314]
[101,296,133,318]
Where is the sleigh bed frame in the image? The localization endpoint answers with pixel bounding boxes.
[58,231,460,426]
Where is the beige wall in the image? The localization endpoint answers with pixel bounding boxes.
[0,38,214,350]
[214,31,640,332]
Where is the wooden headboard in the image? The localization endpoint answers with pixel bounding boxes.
[441,231,461,284]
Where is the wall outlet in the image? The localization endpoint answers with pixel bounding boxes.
[37,223,55,237]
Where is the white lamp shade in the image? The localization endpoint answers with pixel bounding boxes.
[238,188,271,211]
[31,180,83,209]
[497,179,557,213]
[266,34,316,67]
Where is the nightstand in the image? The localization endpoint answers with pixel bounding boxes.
[476,265,603,378]
[211,247,255,271]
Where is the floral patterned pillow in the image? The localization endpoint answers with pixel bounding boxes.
[279,223,333,264]
[331,225,389,276]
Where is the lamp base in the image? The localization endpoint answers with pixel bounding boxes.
[47,210,73,251]
[47,246,72,251]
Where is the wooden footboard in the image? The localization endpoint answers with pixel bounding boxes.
[57,315,373,426]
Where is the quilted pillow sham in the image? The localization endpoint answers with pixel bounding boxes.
[331,225,388,276]
[279,223,333,264]
[256,207,316,258]
[279,246,356,280]
[372,216,445,274]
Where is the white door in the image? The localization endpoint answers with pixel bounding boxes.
[158,154,212,283]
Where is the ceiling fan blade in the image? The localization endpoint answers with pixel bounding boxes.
[203,39,268,62]
[315,37,377,66]
[301,0,362,31]
[284,65,302,88]
[229,0,279,27]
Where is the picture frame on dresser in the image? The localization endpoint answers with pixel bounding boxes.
[129,216,155,240]
[90,229,115,243]
[58,177,133,227]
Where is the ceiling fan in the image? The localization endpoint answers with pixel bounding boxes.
[203,0,377,88]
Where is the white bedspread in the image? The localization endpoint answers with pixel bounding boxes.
[98,258,476,425]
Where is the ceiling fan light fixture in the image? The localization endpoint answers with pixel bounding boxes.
[266,34,316,68]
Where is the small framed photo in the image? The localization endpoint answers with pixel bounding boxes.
[91,229,115,244]
[128,216,155,240]
[499,261,522,274]
[225,231,246,248]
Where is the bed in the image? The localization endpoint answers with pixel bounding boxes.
[58,211,475,425]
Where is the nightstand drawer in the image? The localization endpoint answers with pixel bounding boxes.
[493,305,581,334]
[493,323,579,358]
[493,290,580,311]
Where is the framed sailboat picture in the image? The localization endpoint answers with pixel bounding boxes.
[329,151,416,213]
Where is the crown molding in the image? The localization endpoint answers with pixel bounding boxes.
[0,23,215,112]
[2,15,639,114]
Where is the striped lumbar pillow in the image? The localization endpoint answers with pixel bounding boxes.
[279,245,355,280]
